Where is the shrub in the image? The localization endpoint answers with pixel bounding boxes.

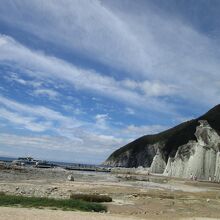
[0,194,107,212]
[70,194,112,203]
[0,192,5,196]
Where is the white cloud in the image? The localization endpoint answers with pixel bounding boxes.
[95,114,110,129]
[32,88,59,100]
[0,134,80,152]
[0,95,125,147]
[0,34,176,115]
[61,104,85,115]
[122,79,177,97]
[0,0,149,75]
[0,132,127,163]
[4,72,27,85]
[0,95,66,122]
[0,95,81,134]
[0,1,219,75]
[0,95,169,162]
[125,107,135,115]
[4,72,43,88]
[0,107,52,132]
[1,0,220,162]
[1,0,219,109]
[122,124,168,138]
[4,72,60,100]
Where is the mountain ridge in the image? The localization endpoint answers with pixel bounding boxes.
[104,104,220,171]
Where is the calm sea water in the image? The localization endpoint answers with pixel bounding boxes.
[0,156,101,168]
[0,156,16,162]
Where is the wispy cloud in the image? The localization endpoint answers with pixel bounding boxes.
[4,72,43,88]
[1,0,220,162]
[0,95,167,162]
[32,88,59,100]
[125,107,135,115]
[0,132,127,163]
[0,0,220,110]
[0,107,51,132]
[95,114,110,129]
[0,34,177,115]
[122,124,168,138]
[4,72,27,85]
[0,0,149,74]
[0,1,219,97]
[0,95,81,134]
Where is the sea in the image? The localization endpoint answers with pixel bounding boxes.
[0,156,101,168]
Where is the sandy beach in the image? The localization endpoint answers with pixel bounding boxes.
[0,207,219,220]
[0,166,220,219]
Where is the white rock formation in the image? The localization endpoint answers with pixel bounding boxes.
[150,149,166,173]
[215,152,220,180]
[163,120,220,180]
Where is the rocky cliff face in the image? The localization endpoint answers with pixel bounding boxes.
[104,105,220,180]
[163,120,220,180]
[104,141,164,168]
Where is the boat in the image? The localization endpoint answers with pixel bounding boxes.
[12,157,39,166]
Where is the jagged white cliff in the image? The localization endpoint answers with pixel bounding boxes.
[150,120,220,180]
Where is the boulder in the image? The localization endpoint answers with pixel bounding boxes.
[67,174,74,181]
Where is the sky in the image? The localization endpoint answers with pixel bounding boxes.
[0,0,220,164]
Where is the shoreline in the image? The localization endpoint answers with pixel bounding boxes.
[1,165,220,219]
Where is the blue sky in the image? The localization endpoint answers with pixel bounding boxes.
[0,0,220,164]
